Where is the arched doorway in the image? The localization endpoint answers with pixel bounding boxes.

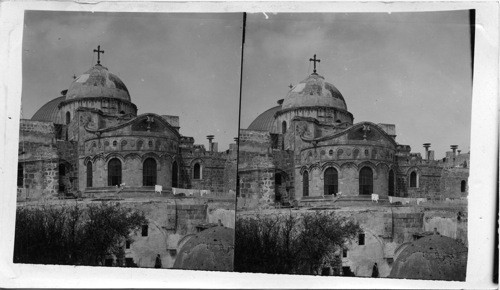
[359,167,373,195]
[193,163,201,179]
[388,169,395,196]
[324,167,338,196]
[108,158,122,186]
[303,171,309,197]
[409,171,417,188]
[143,158,157,186]
[172,161,179,188]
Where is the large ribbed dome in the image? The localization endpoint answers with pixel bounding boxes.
[31,96,65,123]
[282,73,347,111]
[66,64,130,101]
[247,105,281,132]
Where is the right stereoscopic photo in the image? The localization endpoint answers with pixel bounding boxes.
[235,11,473,280]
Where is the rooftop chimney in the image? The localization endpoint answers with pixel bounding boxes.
[423,143,431,160]
[207,135,214,152]
[450,145,458,157]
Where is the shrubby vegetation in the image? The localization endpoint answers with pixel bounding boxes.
[14,202,147,266]
[234,211,361,275]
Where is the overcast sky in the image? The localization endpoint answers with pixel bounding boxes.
[241,11,473,158]
[22,11,243,150]
[22,10,472,157]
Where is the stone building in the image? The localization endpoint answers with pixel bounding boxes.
[17,50,237,200]
[237,56,469,278]
[238,57,470,206]
[16,48,237,269]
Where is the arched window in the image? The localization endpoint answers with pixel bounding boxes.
[359,167,373,195]
[143,158,157,186]
[409,171,417,188]
[388,170,395,196]
[66,111,71,124]
[303,171,309,197]
[324,167,338,195]
[461,180,466,192]
[86,162,93,188]
[282,121,287,134]
[172,161,179,187]
[108,158,122,186]
[17,163,23,187]
[193,163,201,179]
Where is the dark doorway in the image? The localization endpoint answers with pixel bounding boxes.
[324,167,338,196]
[86,161,93,187]
[193,163,201,179]
[359,167,373,195]
[275,172,282,202]
[282,121,287,134]
[409,171,417,188]
[461,180,466,192]
[108,158,122,186]
[388,169,395,196]
[303,171,309,197]
[172,161,179,188]
[58,163,66,193]
[65,111,71,124]
[143,158,157,186]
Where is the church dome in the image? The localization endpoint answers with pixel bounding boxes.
[173,226,234,271]
[66,64,130,101]
[31,95,65,123]
[282,73,347,111]
[389,234,467,281]
[247,105,281,132]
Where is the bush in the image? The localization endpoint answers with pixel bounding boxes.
[235,211,361,275]
[14,202,147,266]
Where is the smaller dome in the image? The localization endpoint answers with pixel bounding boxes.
[31,96,65,123]
[389,234,467,281]
[282,73,347,111]
[173,226,234,271]
[247,105,281,132]
[66,64,130,101]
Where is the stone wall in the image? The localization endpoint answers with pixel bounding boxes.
[18,120,60,199]
[237,202,467,277]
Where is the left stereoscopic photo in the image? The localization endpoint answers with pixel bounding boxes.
[15,10,241,271]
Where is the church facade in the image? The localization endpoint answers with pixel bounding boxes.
[17,50,237,200]
[236,56,469,277]
[238,56,469,207]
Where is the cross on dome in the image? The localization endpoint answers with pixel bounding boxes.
[93,45,105,65]
[309,54,320,74]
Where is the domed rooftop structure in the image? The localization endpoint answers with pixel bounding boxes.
[282,73,347,111]
[247,104,281,132]
[389,234,467,281]
[66,64,130,101]
[31,95,65,123]
[173,226,234,271]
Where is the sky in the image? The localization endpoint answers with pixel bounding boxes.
[22,11,473,157]
[240,11,473,158]
[22,11,243,150]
